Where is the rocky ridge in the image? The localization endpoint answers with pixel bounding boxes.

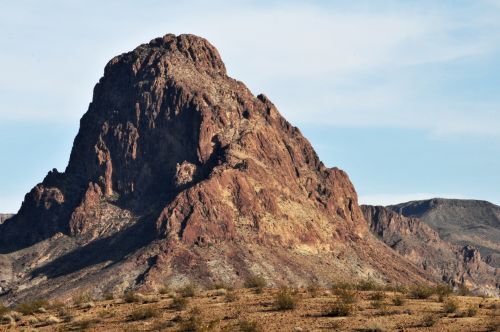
[389,199,500,268]
[0,34,431,304]
[362,205,499,296]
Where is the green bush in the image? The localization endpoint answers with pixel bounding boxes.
[409,285,434,299]
[129,307,158,321]
[72,291,93,305]
[464,305,477,317]
[274,288,297,310]
[443,298,459,313]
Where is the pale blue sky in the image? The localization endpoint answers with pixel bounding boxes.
[1,0,499,212]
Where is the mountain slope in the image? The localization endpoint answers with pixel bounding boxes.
[0,34,431,303]
[361,205,499,296]
[0,214,13,225]
[388,198,500,268]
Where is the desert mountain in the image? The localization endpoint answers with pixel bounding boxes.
[0,34,432,303]
[361,205,499,296]
[388,199,500,268]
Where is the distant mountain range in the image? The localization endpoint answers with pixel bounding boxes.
[388,198,500,268]
[362,199,499,296]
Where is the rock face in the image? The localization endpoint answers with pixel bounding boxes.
[0,214,13,225]
[0,34,431,303]
[362,205,499,296]
[389,199,500,268]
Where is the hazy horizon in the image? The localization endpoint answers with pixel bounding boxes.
[1,0,499,212]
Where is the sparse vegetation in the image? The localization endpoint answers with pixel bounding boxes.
[178,308,203,332]
[103,291,114,300]
[331,281,353,291]
[435,284,453,302]
[73,291,93,306]
[0,304,9,316]
[356,279,379,291]
[392,295,405,306]
[15,299,49,315]
[464,305,478,317]
[409,285,434,299]
[274,287,298,310]
[224,290,238,302]
[420,314,437,327]
[457,284,471,296]
[443,298,459,314]
[325,301,354,317]
[129,307,158,321]
[239,320,262,332]
[171,296,189,310]
[334,288,357,304]
[307,283,320,297]
[179,283,197,298]
[369,291,385,301]
[244,275,266,294]
[123,291,140,303]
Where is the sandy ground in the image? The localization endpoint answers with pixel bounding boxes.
[1,287,498,331]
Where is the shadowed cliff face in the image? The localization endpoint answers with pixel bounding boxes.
[0,34,433,302]
[362,205,499,296]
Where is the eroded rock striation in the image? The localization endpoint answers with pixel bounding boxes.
[0,34,431,302]
[362,205,499,296]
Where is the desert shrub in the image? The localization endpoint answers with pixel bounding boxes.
[356,279,379,291]
[15,299,49,315]
[178,308,203,332]
[239,320,262,332]
[409,285,434,299]
[170,296,189,310]
[274,287,297,310]
[71,318,101,330]
[392,295,405,306]
[358,323,386,332]
[334,288,357,304]
[325,302,353,317]
[435,284,453,302]
[123,291,140,303]
[331,281,353,291]
[179,283,197,298]
[307,283,320,297]
[103,291,114,300]
[369,292,386,301]
[72,291,93,306]
[383,284,406,293]
[371,300,385,309]
[420,314,437,327]
[464,305,478,317]
[244,275,266,293]
[443,298,459,313]
[0,304,10,315]
[224,290,238,302]
[129,307,158,321]
[457,284,471,296]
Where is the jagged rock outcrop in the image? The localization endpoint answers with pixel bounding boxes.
[362,205,499,296]
[388,198,500,268]
[0,214,13,225]
[0,34,432,303]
